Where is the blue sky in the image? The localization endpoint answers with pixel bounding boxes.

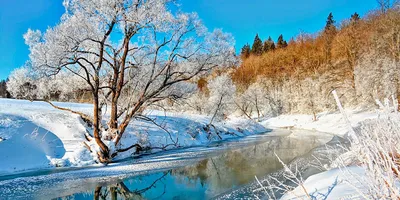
[0,0,378,80]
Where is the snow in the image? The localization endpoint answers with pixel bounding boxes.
[0,97,388,199]
[0,98,267,174]
[281,166,367,200]
[260,110,384,199]
[261,110,378,136]
[0,130,290,199]
[0,114,65,173]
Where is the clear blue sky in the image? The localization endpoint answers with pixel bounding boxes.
[0,0,378,80]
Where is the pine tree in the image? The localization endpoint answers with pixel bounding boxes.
[350,12,360,24]
[283,40,288,48]
[241,43,251,58]
[263,36,275,52]
[323,13,336,63]
[269,37,276,50]
[251,34,263,55]
[324,12,336,33]
[276,34,288,49]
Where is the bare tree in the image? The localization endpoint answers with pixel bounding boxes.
[22,0,236,163]
[377,0,400,13]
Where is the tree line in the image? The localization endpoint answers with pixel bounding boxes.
[230,3,400,119]
[241,34,287,58]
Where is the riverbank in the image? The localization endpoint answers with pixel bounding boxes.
[0,97,390,199]
[261,110,378,136]
[0,98,267,175]
[262,109,400,199]
[0,128,333,199]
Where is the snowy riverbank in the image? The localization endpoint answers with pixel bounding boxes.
[0,98,267,175]
[262,110,378,136]
[261,109,398,199]
[0,98,389,199]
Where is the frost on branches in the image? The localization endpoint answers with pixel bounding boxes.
[206,74,236,124]
[11,0,237,163]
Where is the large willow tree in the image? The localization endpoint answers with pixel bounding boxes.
[22,0,236,163]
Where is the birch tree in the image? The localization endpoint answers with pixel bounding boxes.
[21,0,236,163]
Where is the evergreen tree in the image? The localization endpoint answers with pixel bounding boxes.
[0,79,10,98]
[323,13,336,63]
[241,43,251,58]
[323,13,337,63]
[251,34,263,55]
[263,36,275,52]
[276,34,288,49]
[324,12,336,33]
[283,40,288,48]
[350,12,360,24]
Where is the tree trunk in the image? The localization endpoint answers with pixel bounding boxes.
[109,98,118,130]
[94,186,101,200]
[114,122,128,146]
[93,93,110,162]
[110,187,117,200]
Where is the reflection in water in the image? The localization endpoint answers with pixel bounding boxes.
[91,172,170,200]
[170,134,328,198]
[56,133,332,200]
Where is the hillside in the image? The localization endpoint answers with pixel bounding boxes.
[230,9,400,118]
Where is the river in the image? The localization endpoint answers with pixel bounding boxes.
[0,129,346,200]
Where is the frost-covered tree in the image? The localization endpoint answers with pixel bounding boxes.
[235,79,286,119]
[20,0,236,163]
[207,74,236,124]
[235,81,268,119]
[7,67,37,99]
[354,53,400,103]
[377,0,400,13]
[7,65,88,101]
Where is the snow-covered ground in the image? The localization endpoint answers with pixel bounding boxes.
[260,110,383,199]
[0,98,267,175]
[0,97,390,199]
[281,166,367,199]
[262,110,378,136]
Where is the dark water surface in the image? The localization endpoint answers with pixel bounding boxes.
[0,130,337,200]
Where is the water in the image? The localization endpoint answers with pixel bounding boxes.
[0,129,340,200]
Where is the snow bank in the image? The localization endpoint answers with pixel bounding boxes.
[0,114,65,173]
[281,166,367,200]
[0,98,267,174]
[262,110,377,136]
[274,109,400,199]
